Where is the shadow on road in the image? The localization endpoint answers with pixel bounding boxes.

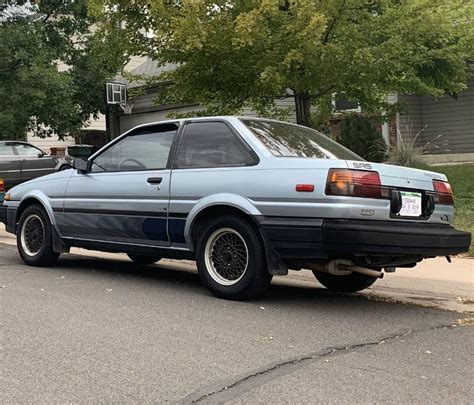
[47,254,407,310]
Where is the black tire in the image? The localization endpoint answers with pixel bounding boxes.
[196,215,272,300]
[17,205,60,267]
[313,271,378,292]
[127,254,161,265]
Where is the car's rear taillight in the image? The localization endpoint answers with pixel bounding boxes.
[326,169,383,199]
[433,179,454,205]
[0,178,4,193]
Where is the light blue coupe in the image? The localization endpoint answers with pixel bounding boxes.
[1,117,470,300]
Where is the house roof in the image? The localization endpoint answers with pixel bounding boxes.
[116,58,179,89]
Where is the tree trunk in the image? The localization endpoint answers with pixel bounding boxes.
[294,91,311,127]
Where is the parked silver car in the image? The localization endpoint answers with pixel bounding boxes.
[0,141,72,190]
[0,117,470,300]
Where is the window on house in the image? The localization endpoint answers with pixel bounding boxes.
[333,95,361,113]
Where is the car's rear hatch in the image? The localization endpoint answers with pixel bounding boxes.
[343,160,452,223]
[345,161,446,190]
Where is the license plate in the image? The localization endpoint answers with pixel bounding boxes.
[399,191,422,217]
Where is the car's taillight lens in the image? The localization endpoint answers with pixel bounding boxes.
[0,178,4,192]
[326,169,383,199]
[433,179,454,205]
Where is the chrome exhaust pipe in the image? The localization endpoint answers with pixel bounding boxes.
[345,264,384,279]
[307,260,384,279]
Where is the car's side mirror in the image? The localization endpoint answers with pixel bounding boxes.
[73,158,91,173]
[37,152,44,158]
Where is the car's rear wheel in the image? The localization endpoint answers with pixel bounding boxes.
[196,216,272,300]
[312,271,378,292]
[17,205,59,266]
[127,254,161,265]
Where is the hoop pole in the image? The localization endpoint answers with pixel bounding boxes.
[104,83,111,142]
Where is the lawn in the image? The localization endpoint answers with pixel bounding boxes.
[431,164,474,257]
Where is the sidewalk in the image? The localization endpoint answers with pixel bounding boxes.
[1,224,472,313]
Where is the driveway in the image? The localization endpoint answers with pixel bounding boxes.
[1,242,473,403]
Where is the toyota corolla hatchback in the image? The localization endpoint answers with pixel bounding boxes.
[1,117,470,300]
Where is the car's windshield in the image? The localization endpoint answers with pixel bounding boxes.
[241,119,363,161]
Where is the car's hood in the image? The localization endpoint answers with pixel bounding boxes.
[6,169,73,199]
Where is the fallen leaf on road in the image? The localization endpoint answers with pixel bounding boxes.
[456,317,474,326]
[457,297,474,304]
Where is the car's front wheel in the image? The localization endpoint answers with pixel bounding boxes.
[196,216,272,300]
[127,254,161,265]
[312,271,378,292]
[17,205,60,266]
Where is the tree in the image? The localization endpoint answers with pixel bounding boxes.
[91,0,473,127]
[0,0,127,140]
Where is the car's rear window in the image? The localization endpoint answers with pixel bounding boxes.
[241,119,363,161]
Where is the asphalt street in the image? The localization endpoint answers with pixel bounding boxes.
[1,242,473,403]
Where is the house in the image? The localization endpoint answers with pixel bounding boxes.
[396,83,473,164]
[110,58,473,164]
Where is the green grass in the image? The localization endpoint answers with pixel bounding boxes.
[430,164,474,257]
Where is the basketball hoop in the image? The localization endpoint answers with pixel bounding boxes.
[106,82,133,115]
[119,102,134,115]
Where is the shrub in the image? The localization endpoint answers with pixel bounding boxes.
[386,125,443,169]
[338,115,387,162]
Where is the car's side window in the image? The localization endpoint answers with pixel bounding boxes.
[14,143,43,156]
[0,144,15,156]
[174,122,255,169]
[90,124,177,172]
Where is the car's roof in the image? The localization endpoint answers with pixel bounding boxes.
[124,115,298,133]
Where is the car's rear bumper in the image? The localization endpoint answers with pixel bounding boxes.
[259,217,471,261]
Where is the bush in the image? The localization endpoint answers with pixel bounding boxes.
[386,125,443,169]
[339,115,387,162]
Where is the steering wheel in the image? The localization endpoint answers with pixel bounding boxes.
[117,158,147,171]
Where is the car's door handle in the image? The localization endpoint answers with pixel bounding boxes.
[147,177,163,184]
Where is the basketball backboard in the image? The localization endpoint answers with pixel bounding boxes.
[106,82,127,105]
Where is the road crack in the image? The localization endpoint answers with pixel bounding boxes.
[180,322,458,404]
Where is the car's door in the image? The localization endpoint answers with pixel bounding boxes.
[0,143,22,190]
[169,120,258,247]
[62,123,179,247]
[13,143,57,182]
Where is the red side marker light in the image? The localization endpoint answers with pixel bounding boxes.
[296,184,314,192]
